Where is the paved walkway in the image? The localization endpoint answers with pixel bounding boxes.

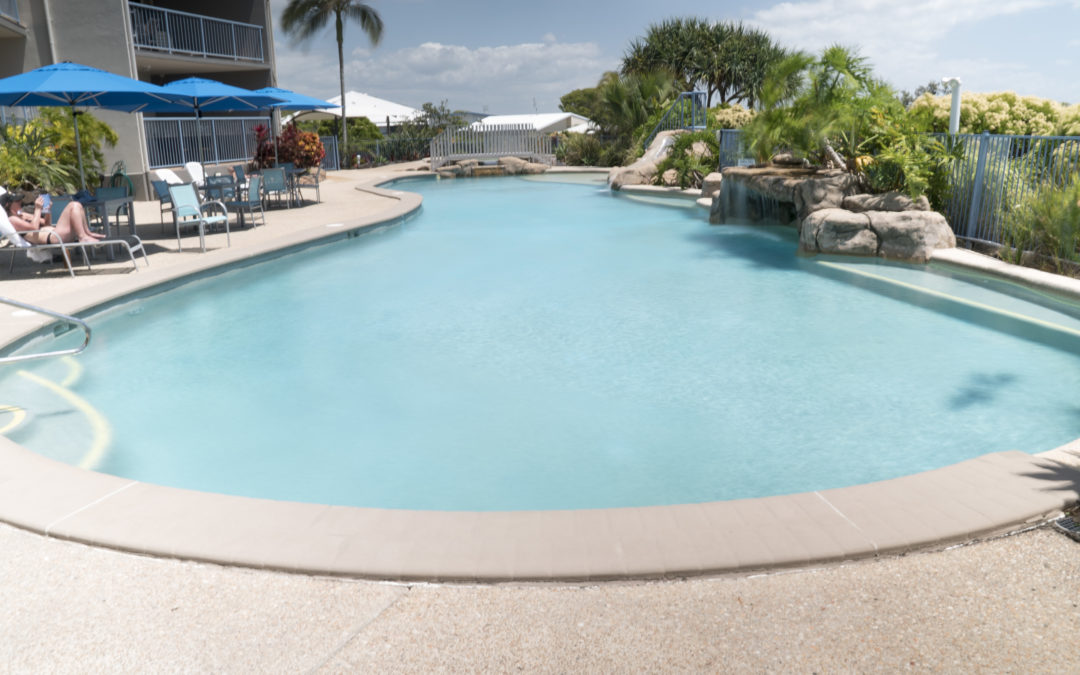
[1,165,1079,669]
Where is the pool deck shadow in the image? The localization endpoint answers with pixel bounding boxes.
[0,166,1078,582]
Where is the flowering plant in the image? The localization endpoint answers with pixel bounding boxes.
[252,123,325,169]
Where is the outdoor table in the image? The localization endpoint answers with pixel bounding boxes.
[83,194,138,261]
[83,194,135,238]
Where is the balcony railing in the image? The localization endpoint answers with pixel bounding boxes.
[144,116,270,168]
[130,2,264,62]
[0,0,17,23]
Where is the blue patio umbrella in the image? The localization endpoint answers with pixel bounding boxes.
[0,62,192,189]
[252,86,334,112]
[252,86,334,163]
[153,77,286,172]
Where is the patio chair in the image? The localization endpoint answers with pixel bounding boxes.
[154,168,184,185]
[168,183,229,253]
[295,168,321,204]
[232,164,249,190]
[0,204,145,277]
[261,167,291,209]
[151,180,175,233]
[184,161,206,187]
[224,174,264,229]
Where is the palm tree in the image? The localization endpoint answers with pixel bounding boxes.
[281,0,384,166]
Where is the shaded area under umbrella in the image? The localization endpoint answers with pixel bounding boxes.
[150,77,285,176]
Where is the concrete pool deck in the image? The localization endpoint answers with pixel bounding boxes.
[0,163,1078,584]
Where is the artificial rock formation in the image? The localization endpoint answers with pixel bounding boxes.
[436,156,548,178]
[608,130,682,190]
[712,165,956,263]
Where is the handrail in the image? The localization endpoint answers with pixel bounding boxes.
[0,297,90,365]
[643,91,708,152]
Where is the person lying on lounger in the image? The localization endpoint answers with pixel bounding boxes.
[1,192,105,244]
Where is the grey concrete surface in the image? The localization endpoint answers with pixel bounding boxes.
[1,520,1078,672]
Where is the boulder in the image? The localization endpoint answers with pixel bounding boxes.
[437,164,465,178]
[661,168,679,186]
[843,191,931,213]
[866,210,956,262]
[771,151,810,167]
[799,208,878,256]
[792,173,860,220]
[609,162,657,190]
[701,172,723,199]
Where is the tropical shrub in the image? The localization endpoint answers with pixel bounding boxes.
[908,91,1063,136]
[743,46,900,166]
[555,132,604,166]
[653,130,718,188]
[0,116,85,192]
[1000,178,1080,273]
[296,115,383,141]
[253,123,325,169]
[860,108,964,209]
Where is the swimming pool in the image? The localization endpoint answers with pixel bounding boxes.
[3,175,1080,512]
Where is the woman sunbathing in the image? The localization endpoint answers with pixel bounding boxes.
[1,192,105,244]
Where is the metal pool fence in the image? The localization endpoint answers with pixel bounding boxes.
[143,116,269,169]
[430,124,553,169]
[932,132,1080,244]
[714,129,1080,246]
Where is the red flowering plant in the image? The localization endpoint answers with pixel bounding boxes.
[252,123,326,170]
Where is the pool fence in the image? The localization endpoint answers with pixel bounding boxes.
[430,124,554,170]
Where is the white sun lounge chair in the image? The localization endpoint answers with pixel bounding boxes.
[183,161,206,188]
[0,206,146,277]
[154,168,184,185]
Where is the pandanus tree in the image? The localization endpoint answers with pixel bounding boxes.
[281,0,383,166]
[622,17,785,109]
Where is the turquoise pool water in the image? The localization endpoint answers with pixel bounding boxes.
[3,175,1080,511]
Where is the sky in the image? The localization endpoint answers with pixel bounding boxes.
[269,0,1080,115]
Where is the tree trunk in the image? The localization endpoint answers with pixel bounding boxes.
[823,140,846,170]
[336,13,346,167]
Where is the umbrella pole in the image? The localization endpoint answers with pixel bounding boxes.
[71,107,86,190]
[196,108,206,182]
[273,107,279,165]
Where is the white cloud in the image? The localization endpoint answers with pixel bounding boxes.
[748,0,1072,99]
[339,40,613,113]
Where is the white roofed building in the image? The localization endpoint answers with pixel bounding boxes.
[288,91,420,132]
[471,112,593,134]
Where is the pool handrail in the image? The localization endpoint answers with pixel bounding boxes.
[0,296,90,364]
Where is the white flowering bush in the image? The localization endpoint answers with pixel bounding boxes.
[709,104,755,129]
[1058,104,1080,136]
[909,91,1063,136]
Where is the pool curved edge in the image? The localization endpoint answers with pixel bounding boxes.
[1,435,1077,581]
[0,169,1079,582]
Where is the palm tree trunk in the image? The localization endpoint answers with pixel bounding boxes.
[336,12,347,167]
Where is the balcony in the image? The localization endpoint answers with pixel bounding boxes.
[130,2,264,64]
[0,0,17,23]
[0,0,24,39]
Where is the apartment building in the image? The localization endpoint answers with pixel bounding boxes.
[0,0,278,196]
